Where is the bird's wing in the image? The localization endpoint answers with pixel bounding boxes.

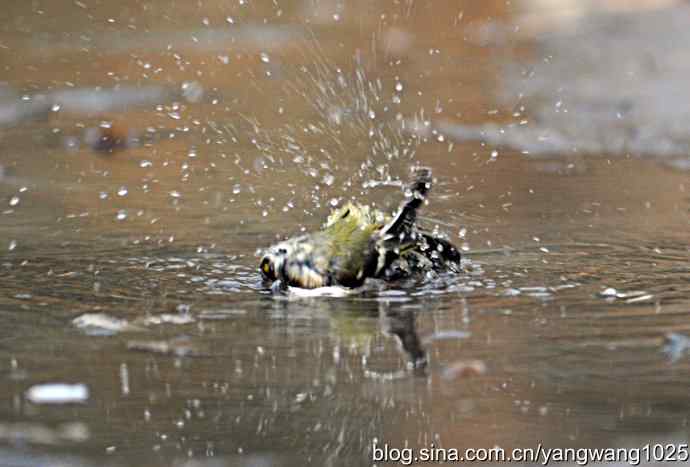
[380,167,432,241]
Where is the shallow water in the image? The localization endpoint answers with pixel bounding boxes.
[1,1,689,466]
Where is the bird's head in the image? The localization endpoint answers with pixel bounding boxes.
[259,234,332,289]
[259,242,291,284]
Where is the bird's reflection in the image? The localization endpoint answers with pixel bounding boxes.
[268,295,429,378]
[379,307,427,373]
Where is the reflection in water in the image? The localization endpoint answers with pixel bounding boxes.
[381,308,427,371]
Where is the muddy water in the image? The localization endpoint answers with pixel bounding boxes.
[0,1,689,466]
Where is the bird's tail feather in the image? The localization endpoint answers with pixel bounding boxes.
[381,167,432,239]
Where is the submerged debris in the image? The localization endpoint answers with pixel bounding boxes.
[663,333,690,363]
[598,288,654,303]
[441,360,487,381]
[141,313,195,326]
[0,422,90,445]
[25,383,89,405]
[72,311,194,336]
[72,313,142,336]
[126,337,201,357]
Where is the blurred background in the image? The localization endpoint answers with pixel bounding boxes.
[0,0,688,466]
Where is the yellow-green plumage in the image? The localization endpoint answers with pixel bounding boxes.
[323,203,385,284]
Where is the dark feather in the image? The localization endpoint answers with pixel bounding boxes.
[381,167,432,240]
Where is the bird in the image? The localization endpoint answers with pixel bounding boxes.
[259,167,461,291]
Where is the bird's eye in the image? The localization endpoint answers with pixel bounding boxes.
[259,257,276,281]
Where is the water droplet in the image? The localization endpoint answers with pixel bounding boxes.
[117,187,128,197]
[116,210,127,221]
[181,81,204,103]
[9,196,19,207]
